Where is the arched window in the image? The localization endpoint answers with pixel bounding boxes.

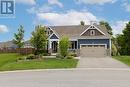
[90,30,95,36]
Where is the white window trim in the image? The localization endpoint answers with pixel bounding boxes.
[80,25,105,36]
[80,44,107,49]
[49,33,59,40]
[49,39,59,41]
[69,39,77,41]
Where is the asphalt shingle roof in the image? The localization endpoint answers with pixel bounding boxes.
[50,24,111,39]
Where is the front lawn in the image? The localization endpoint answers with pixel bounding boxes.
[0,53,78,71]
[113,56,130,66]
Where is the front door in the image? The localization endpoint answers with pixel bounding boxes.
[52,41,58,53]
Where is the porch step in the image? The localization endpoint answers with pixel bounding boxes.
[51,53,57,56]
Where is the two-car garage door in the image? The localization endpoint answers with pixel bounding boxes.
[80,45,106,57]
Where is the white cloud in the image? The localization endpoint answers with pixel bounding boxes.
[0,25,9,33]
[27,5,53,25]
[36,10,98,25]
[122,0,130,12]
[125,4,130,12]
[27,5,52,14]
[75,0,117,5]
[16,0,36,5]
[48,0,63,7]
[111,21,128,35]
[27,7,37,14]
[27,0,63,14]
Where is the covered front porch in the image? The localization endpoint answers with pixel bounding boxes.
[48,40,59,53]
[48,40,78,54]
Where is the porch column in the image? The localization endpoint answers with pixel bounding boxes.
[109,39,112,56]
[57,41,59,52]
[49,40,52,49]
[48,40,52,54]
[57,41,59,47]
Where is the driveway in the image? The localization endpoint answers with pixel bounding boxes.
[78,57,129,68]
[0,69,130,87]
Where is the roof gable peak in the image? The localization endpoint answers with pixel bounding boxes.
[80,24,105,36]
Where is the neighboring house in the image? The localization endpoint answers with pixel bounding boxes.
[23,40,33,48]
[0,41,17,49]
[47,23,111,57]
[0,40,33,49]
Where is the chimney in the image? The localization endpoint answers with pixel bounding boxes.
[90,21,97,25]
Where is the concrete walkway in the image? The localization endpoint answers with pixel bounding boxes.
[78,57,129,68]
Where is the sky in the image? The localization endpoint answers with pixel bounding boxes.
[0,0,130,42]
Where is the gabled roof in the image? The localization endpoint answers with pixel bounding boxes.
[48,26,60,39]
[80,24,105,36]
[49,24,111,39]
[49,33,59,39]
[0,41,17,48]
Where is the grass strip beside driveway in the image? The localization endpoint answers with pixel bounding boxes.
[113,56,130,66]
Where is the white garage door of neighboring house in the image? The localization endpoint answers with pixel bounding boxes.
[80,45,107,57]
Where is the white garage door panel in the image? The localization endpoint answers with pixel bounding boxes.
[80,45,106,57]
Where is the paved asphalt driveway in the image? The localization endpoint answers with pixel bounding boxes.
[0,69,130,87]
[78,57,128,68]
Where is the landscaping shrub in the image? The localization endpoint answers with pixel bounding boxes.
[112,43,118,56]
[56,53,65,59]
[69,52,77,57]
[66,56,74,59]
[17,56,27,62]
[42,53,49,56]
[59,37,70,58]
[56,53,61,58]
[18,57,25,60]
[26,54,35,60]
[35,54,43,59]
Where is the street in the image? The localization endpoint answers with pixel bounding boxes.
[0,68,130,87]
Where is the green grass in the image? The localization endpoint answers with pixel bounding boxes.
[113,56,130,66]
[0,53,78,71]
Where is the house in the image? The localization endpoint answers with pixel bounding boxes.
[0,41,17,49]
[23,40,33,48]
[46,22,111,57]
[0,40,33,49]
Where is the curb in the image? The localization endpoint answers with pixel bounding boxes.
[0,67,130,74]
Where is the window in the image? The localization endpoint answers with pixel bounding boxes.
[94,45,98,47]
[82,45,86,47]
[90,26,93,28]
[90,30,95,36]
[69,41,77,49]
[88,45,92,47]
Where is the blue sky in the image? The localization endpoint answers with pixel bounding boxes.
[0,0,130,42]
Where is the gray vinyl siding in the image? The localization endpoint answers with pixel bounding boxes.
[78,39,110,49]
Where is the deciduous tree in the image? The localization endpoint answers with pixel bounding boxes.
[59,37,70,58]
[116,22,130,55]
[13,25,24,48]
[30,25,48,55]
[100,21,113,35]
[80,21,85,26]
